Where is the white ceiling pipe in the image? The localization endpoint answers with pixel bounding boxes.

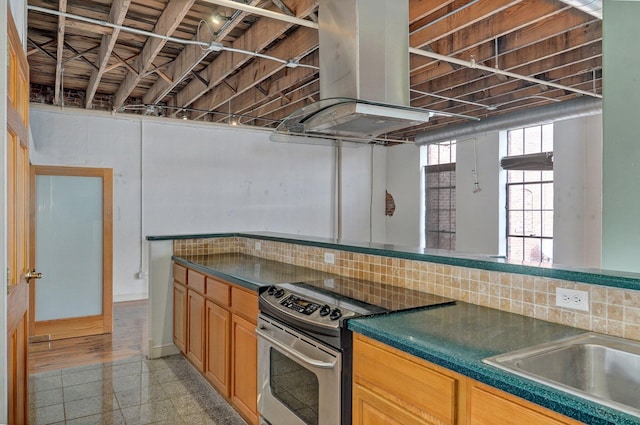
[409,47,602,99]
[557,0,602,19]
[198,0,318,29]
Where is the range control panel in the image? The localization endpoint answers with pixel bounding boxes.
[259,285,357,328]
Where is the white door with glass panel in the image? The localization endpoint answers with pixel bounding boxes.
[30,166,113,340]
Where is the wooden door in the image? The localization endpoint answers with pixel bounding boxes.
[6,8,31,424]
[186,289,205,371]
[231,313,258,425]
[29,166,113,340]
[205,299,230,397]
[173,282,187,353]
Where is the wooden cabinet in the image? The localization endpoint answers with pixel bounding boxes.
[205,299,230,397]
[187,289,206,371]
[468,382,582,425]
[353,333,461,425]
[172,262,258,425]
[231,311,258,425]
[173,282,187,353]
[353,334,583,425]
[353,382,434,425]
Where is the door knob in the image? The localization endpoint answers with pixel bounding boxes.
[25,269,43,281]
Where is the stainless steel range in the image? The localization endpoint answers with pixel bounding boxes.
[256,278,455,425]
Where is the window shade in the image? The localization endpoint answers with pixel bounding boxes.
[501,151,553,171]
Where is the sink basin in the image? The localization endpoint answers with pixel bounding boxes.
[484,332,640,418]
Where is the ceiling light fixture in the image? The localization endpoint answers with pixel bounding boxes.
[210,12,231,25]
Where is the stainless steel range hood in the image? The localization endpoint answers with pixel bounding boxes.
[271,0,476,144]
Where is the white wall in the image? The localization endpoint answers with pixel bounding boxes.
[385,143,421,247]
[29,105,379,300]
[554,115,602,268]
[456,134,505,256]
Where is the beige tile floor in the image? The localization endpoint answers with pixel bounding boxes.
[28,354,248,425]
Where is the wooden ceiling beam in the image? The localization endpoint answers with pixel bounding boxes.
[65,20,113,35]
[190,25,318,119]
[54,0,67,106]
[221,49,318,115]
[112,0,195,111]
[412,48,601,112]
[143,0,262,105]
[411,20,602,88]
[410,0,521,48]
[409,0,456,24]
[410,1,574,74]
[174,0,318,111]
[86,0,132,109]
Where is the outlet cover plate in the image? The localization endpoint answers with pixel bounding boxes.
[556,287,589,312]
[324,252,335,264]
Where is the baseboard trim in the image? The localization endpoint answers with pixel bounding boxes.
[114,292,149,302]
[147,342,180,359]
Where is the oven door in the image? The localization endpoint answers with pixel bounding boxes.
[256,314,341,425]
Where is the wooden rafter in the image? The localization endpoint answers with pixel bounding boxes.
[112,0,196,111]
[173,0,318,112]
[86,0,132,109]
[143,0,262,105]
[191,26,318,119]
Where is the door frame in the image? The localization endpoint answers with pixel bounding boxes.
[29,165,114,339]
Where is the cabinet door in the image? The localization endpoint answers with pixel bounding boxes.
[469,382,582,425]
[173,283,187,353]
[205,299,230,397]
[187,290,206,371]
[231,313,258,425]
[353,383,435,425]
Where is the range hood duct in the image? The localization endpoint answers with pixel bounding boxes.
[271,0,476,143]
[415,97,602,146]
[557,0,602,19]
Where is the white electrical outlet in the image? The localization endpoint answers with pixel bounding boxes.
[556,287,589,312]
[255,242,261,251]
[324,252,335,264]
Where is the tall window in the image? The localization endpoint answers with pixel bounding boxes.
[424,141,456,250]
[504,124,554,263]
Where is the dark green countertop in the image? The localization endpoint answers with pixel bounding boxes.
[348,303,640,425]
[173,253,336,291]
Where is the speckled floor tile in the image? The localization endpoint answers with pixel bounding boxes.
[30,403,65,425]
[30,374,63,393]
[63,380,115,403]
[64,410,126,425]
[64,393,119,420]
[28,354,248,425]
[29,387,64,408]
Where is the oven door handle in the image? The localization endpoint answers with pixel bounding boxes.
[256,327,338,369]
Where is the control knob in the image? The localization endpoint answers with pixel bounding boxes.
[267,285,277,295]
[274,288,285,298]
[329,308,342,321]
[319,305,331,317]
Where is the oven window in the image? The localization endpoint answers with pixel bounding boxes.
[270,348,319,425]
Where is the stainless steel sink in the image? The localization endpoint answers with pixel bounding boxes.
[483,332,640,418]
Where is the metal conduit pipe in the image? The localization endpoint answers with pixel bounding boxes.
[557,0,602,19]
[414,96,602,146]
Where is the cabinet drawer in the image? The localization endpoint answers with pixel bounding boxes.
[353,335,457,425]
[173,263,187,285]
[207,277,230,306]
[231,287,258,324]
[187,269,206,294]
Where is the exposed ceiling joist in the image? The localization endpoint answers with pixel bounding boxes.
[54,0,67,106]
